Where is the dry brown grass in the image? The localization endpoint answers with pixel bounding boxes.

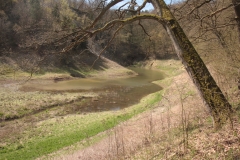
[51,68,240,160]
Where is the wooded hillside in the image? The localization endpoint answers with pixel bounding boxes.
[0,0,240,159]
[1,0,239,114]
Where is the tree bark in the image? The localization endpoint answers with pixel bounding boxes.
[151,0,233,129]
[232,0,240,42]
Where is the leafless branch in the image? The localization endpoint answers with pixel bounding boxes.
[115,0,149,19]
[200,3,234,21]
[190,23,236,43]
[88,0,123,29]
[63,14,162,52]
[172,0,190,14]
[188,0,212,15]
[138,20,151,39]
[96,0,107,10]
[91,24,124,68]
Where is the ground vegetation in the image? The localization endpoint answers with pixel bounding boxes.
[0,0,240,159]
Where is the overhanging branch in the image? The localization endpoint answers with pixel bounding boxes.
[87,0,123,29]
[63,14,163,52]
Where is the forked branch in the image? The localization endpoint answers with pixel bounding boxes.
[63,14,162,51]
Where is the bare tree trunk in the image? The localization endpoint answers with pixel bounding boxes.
[151,0,233,129]
[233,0,240,42]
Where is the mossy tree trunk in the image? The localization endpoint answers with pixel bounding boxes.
[63,0,233,128]
[151,0,233,129]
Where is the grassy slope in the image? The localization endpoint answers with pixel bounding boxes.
[129,62,240,159]
[2,59,238,159]
[49,59,239,160]
[0,91,163,160]
[0,56,136,120]
[0,60,180,160]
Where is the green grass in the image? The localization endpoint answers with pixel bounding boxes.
[0,90,87,120]
[156,60,182,76]
[1,117,121,159]
[0,90,163,160]
[0,59,179,160]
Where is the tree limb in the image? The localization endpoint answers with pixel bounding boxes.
[87,0,123,29]
[63,14,162,51]
[138,20,151,39]
[200,3,234,21]
[91,24,124,68]
[188,0,212,15]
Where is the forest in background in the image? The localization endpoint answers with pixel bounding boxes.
[0,0,240,159]
[0,0,172,69]
[1,0,239,105]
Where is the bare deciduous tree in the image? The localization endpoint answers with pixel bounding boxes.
[60,0,233,129]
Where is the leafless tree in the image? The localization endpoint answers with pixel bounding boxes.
[57,0,233,129]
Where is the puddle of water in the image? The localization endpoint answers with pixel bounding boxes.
[22,67,164,112]
[35,67,164,91]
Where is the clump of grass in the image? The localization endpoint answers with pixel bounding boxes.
[0,59,180,159]
[0,89,163,160]
[0,64,15,76]
[0,90,86,120]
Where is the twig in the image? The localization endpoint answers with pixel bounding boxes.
[90,24,124,69]
[188,0,212,15]
[200,3,234,21]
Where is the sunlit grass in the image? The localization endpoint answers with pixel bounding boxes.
[0,89,163,160]
[0,90,88,120]
[0,59,180,160]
